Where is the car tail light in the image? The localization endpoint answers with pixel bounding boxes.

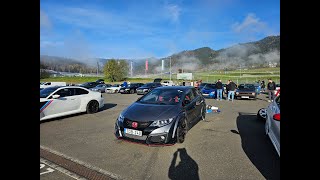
[273,113,280,121]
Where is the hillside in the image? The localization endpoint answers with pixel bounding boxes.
[40,35,280,74]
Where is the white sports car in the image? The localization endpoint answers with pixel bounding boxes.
[106,84,122,93]
[40,86,104,121]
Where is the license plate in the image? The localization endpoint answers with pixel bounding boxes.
[241,96,249,98]
[124,128,142,136]
[120,90,124,92]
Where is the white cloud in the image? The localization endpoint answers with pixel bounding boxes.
[40,10,52,29]
[232,13,266,33]
[165,4,181,23]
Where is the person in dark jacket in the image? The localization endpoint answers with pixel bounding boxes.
[215,79,223,101]
[261,80,266,92]
[227,80,237,101]
[267,79,276,102]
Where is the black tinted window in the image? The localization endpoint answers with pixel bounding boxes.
[54,88,74,97]
[75,88,89,95]
[184,90,195,105]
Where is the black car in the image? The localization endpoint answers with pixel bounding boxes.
[119,83,144,94]
[114,86,206,145]
[136,82,162,95]
[235,84,257,100]
[96,79,105,84]
[79,82,99,89]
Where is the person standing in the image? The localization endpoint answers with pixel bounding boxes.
[261,80,265,92]
[267,79,276,102]
[215,79,223,101]
[227,80,237,102]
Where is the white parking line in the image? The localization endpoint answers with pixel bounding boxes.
[40,158,86,180]
[40,145,124,180]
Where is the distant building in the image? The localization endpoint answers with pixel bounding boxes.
[268,62,277,68]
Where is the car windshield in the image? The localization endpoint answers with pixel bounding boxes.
[96,84,105,88]
[127,83,137,87]
[238,84,255,90]
[40,87,60,98]
[141,83,153,87]
[276,84,280,87]
[204,84,216,89]
[138,89,184,105]
[200,83,207,87]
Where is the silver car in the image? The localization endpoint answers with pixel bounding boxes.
[265,95,280,156]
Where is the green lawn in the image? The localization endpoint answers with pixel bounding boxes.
[41,67,280,85]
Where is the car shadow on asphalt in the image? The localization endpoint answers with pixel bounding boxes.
[233,112,280,180]
[99,103,117,111]
[168,148,199,180]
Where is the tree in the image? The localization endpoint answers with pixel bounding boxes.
[104,59,129,82]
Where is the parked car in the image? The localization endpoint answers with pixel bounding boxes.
[257,95,280,156]
[79,82,100,89]
[119,83,144,94]
[114,86,206,145]
[161,80,175,86]
[200,83,217,98]
[253,83,261,95]
[136,82,162,95]
[106,84,123,93]
[96,79,105,84]
[90,84,112,93]
[274,84,280,96]
[40,86,104,121]
[199,83,208,90]
[40,82,67,89]
[235,84,257,100]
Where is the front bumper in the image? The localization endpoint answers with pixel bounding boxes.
[136,89,149,95]
[114,120,176,145]
[235,93,256,99]
[119,89,130,93]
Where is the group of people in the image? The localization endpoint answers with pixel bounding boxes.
[215,78,278,102]
[215,79,237,102]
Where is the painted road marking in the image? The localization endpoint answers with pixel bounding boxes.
[40,158,85,180]
[40,163,55,175]
[40,145,123,180]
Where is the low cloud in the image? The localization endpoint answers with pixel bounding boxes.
[164,4,181,23]
[232,13,266,33]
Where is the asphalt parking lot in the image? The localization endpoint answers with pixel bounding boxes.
[40,92,280,180]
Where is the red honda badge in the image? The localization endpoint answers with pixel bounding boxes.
[132,122,138,128]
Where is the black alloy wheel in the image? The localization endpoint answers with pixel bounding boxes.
[176,119,187,143]
[130,89,134,94]
[86,100,99,114]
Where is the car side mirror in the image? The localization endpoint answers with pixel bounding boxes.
[52,94,60,99]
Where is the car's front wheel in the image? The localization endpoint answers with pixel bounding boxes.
[130,89,134,94]
[176,119,187,143]
[86,100,99,114]
[257,108,266,121]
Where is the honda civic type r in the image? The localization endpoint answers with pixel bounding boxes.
[40,86,104,121]
[114,86,206,145]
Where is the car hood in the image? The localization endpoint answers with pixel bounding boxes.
[107,87,120,89]
[123,102,180,122]
[137,87,150,90]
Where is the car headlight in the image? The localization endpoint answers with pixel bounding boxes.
[150,118,174,127]
[117,113,124,123]
[252,92,255,95]
[236,92,239,95]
